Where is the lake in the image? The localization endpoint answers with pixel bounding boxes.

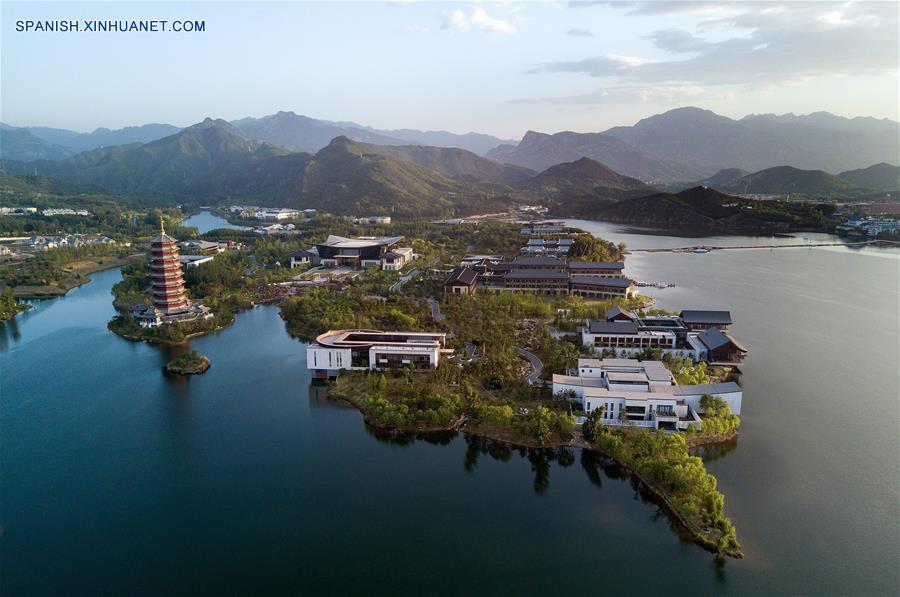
[181,210,250,234]
[1,224,898,595]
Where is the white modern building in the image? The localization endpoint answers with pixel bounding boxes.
[552,358,743,430]
[381,247,414,271]
[307,329,450,379]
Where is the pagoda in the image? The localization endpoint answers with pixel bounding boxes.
[149,219,189,314]
[133,218,212,327]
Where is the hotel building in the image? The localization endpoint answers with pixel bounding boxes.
[552,358,743,430]
[307,329,450,379]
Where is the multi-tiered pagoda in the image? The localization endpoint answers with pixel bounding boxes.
[149,220,189,314]
[133,219,212,328]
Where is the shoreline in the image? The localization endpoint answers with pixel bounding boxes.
[11,253,145,299]
[326,381,743,560]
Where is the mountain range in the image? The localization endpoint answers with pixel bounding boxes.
[488,107,899,183]
[1,112,896,221]
[1,111,514,162]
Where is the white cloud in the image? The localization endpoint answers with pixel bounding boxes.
[403,25,431,34]
[567,28,594,37]
[531,2,899,86]
[444,7,517,35]
[509,84,734,105]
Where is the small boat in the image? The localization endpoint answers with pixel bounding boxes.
[692,248,710,254]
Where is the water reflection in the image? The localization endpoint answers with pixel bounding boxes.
[693,436,739,464]
[0,314,21,349]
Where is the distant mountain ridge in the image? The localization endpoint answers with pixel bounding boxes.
[603,107,899,176]
[1,122,182,160]
[488,107,899,183]
[487,130,694,182]
[837,163,900,191]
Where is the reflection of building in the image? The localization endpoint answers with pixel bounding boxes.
[307,329,449,379]
[552,358,743,430]
[133,220,212,327]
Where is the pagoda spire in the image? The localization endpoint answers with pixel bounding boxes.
[159,215,165,235]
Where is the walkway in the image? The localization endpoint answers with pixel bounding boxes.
[515,347,545,386]
[389,268,420,293]
[426,297,443,322]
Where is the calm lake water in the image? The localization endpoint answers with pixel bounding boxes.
[182,210,249,234]
[1,224,898,595]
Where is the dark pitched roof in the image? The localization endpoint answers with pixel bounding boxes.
[504,270,569,280]
[680,310,733,325]
[607,306,636,321]
[381,251,401,259]
[509,256,567,267]
[697,328,747,352]
[288,249,316,258]
[568,261,625,270]
[570,276,635,288]
[444,267,478,285]
[587,320,639,335]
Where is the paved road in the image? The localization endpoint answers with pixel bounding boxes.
[515,347,545,386]
[426,297,443,322]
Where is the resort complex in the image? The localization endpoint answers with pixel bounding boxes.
[443,255,635,298]
[286,235,417,271]
[132,221,213,328]
[581,308,747,363]
[307,329,450,379]
[552,358,743,431]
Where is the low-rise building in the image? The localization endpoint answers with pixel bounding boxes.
[381,247,414,271]
[178,255,215,268]
[349,216,392,225]
[306,329,449,379]
[288,249,319,268]
[696,328,748,363]
[508,256,568,271]
[178,240,225,255]
[569,276,637,299]
[567,261,626,278]
[679,310,733,330]
[443,267,478,295]
[315,235,404,269]
[552,358,743,430]
[503,269,570,295]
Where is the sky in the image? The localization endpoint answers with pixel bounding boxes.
[1,1,898,139]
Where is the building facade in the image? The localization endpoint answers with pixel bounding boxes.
[552,358,743,430]
[306,329,449,379]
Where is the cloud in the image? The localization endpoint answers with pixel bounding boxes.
[645,29,709,53]
[403,25,431,34]
[443,7,517,35]
[531,2,899,86]
[528,53,652,76]
[567,28,594,37]
[509,84,733,105]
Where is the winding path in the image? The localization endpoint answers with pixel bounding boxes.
[515,347,544,386]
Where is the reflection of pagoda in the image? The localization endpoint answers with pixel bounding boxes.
[133,219,212,328]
